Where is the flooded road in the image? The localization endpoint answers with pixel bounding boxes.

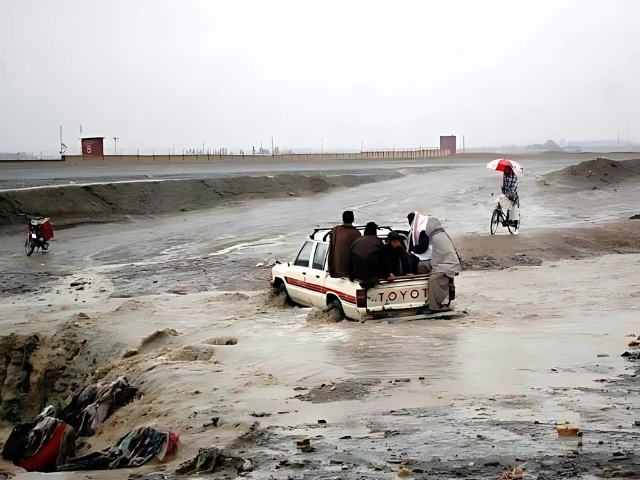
[1,154,640,479]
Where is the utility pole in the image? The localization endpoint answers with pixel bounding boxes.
[271,137,274,156]
[113,137,119,154]
[59,126,67,154]
[203,142,205,154]
[321,139,324,154]
[361,141,363,152]
[627,119,629,143]
[463,135,465,153]
[618,133,620,146]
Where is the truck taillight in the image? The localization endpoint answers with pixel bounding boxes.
[356,289,366,308]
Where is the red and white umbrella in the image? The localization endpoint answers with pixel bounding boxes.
[487,158,523,175]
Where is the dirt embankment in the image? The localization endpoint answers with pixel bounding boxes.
[543,157,640,187]
[458,220,640,269]
[0,172,400,227]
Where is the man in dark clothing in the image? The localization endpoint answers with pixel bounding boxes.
[327,211,361,278]
[349,222,388,287]
[384,231,414,281]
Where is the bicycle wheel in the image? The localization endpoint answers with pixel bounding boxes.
[490,209,500,234]
[507,219,519,235]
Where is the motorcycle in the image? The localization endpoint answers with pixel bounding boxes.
[24,217,54,256]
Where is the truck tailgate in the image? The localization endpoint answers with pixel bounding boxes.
[366,276,429,311]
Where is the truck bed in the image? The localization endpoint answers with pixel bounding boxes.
[365,274,431,312]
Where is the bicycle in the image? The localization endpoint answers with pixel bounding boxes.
[490,203,519,235]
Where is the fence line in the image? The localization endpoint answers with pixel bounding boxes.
[63,148,453,164]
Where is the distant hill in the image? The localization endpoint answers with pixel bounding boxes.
[526,139,563,152]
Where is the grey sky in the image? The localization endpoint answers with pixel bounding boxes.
[1,0,639,154]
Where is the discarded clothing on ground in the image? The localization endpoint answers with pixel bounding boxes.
[57,426,178,471]
[58,376,138,437]
[176,447,251,475]
[2,407,76,472]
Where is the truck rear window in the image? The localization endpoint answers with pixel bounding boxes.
[294,241,314,267]
[312,243,328,270]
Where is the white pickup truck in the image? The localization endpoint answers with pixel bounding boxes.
[272,226,449,322]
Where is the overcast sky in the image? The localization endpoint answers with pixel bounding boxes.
[1,0,639,154]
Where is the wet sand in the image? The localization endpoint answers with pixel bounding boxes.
[1,155,640,479]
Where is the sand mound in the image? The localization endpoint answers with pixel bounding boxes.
[139,329,180,351]
[168,344,215,361]
[458,219,640,269]
[0,172,401,226]
[546,158,640,186]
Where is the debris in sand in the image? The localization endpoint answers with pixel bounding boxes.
[202,336,238,345]
[556,423,579,436]
[250,412,271,418]
[203,417,220,427]
[398,467,412,477]
[630,214,640,220]
[2,406,75,472]
[296,438,314,453]
[298,380,376,403]
[500,467,524,479]
[58,376,138,437]
[123,349,138,358]
[317,419,327,424]
[622,350,640,360]
[597,354,609,357]
[628,338,640,347]
[58,426,178,471]
[176,447,251,475]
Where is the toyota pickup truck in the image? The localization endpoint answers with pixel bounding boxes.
[271,226,450,322]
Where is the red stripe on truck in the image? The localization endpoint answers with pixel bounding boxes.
[284,277,356,304]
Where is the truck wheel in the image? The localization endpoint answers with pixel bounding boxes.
[332,299,346,320]
[273,282,295,307]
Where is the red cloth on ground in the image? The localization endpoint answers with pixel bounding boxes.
[167,431,179,453]
[18,422,66,472]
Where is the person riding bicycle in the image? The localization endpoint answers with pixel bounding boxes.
[501,165,520,226]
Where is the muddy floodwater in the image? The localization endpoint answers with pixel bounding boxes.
[1,154,640,479]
